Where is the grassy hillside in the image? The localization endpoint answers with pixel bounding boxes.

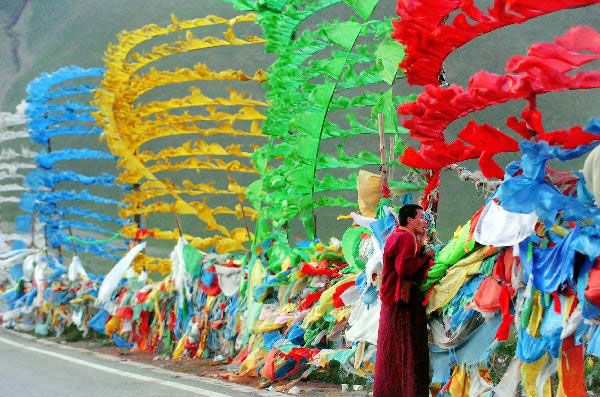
[2,0,246,109]
[0,1,599,271]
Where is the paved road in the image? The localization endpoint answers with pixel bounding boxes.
[0,329,285,397]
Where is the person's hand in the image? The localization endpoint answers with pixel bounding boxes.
[423,247,435,259]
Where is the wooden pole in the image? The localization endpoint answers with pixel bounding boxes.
[45,138,59,256]
[30,211,36,248]
[378,113,388,195]
[132,151,143,233]
[68,226,77,255]
[132,183,142,229]
[175,214,183,238]
[237,194,254,248]
[389,135,395,183]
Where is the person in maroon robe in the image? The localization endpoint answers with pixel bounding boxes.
[374,204,432,396]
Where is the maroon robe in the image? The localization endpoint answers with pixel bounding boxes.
[374,227,430,397]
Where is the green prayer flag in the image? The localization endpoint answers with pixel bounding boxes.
[375,37,405,85]
[325,21,362,51]
[343,0,378,21]
[342,226,369,271]
[183,244,203,277]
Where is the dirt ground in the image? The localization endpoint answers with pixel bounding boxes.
[64,338,370,396]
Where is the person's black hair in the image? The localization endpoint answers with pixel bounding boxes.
[398,204,423,226]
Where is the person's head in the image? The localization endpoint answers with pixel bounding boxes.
[398,204,427,234]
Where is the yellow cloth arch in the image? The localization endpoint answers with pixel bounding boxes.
[93,13,267,273]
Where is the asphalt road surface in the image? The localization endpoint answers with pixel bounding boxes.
[0,329,286,397]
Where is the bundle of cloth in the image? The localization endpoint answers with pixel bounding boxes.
[223,232,378,383]
[423,140,600,396]
[1,139,599,396]
[0,248,99,337]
